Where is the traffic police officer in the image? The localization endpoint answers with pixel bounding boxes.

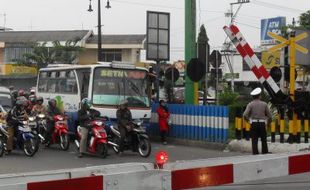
[243,87,272,155]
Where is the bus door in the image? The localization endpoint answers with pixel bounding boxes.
[76,69,91,100]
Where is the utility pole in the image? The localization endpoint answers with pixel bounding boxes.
[185,0,197,104]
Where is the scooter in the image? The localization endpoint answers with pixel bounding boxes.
[75,117,109,158]
[45,115,70,151]
[35,113,47,143]
[108,119,151,158]
[0,119,39,157]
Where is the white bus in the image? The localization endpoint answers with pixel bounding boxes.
[36,62,151,133]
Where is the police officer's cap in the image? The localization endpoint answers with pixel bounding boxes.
[250,87,262,96]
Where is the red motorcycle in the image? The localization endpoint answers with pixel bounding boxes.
[75,118,109,158]
[45,115,70,150]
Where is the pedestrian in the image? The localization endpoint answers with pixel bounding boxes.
[243,87,272,155]
[157,100,170,145]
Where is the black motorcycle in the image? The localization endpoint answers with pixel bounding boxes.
[108,119,151,158]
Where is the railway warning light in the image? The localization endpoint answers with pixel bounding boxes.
[155,151,169,169]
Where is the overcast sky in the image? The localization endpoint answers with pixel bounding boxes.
[1,0,310,61]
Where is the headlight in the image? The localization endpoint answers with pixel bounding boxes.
[29,117,35,122]
[38,114,45,118]
[95,121,103,126]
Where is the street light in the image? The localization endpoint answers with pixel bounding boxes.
[88,0,111,62]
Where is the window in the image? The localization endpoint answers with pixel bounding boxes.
[92,68,150,107]
[4,43,33,62]
[101,49,122,62]
[37,70,78,94]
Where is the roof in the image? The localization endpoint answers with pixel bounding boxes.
[0,30,90,43]
[87,34,145,45]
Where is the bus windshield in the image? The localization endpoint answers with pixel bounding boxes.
[92,68,150,108]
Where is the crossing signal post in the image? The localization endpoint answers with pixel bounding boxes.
[268,31,308,143]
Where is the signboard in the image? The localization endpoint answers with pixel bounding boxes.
[261,17,286,45]
[146,11,170,61]
[100,69,146,79]
[261,50,281,69]
[0,64,37,76]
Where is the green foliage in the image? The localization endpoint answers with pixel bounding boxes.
[21,39,83,69]
[299,10,310,29]
[218,88,239,106]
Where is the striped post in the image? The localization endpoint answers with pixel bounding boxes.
[296,117,301,144]
[288,109,294,144]
[245,120,251,141]
[271,121,276,142]
[279,107,285,143]
[305,119,309,143]
[242,118,246,139]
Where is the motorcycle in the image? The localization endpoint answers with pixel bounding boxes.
[75,117,109,158]
[109,119,151,158]
[0,118,39,157]
[45,115,70,151]
[32,113,47,143]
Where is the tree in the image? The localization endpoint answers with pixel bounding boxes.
[299,10,310,29]
[22,42,55,69]
[22,39,83,69]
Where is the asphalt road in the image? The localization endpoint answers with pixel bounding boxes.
[206,172,310,190]
[0,141,241,174]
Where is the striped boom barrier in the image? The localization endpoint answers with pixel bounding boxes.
[223,24,290,104]
[2,153,310,190]
[149,104,229,143]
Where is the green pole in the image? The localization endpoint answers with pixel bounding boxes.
[185,0,196,104]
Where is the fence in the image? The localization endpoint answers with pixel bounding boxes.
[148,104,229,143]
[235,113,310,143]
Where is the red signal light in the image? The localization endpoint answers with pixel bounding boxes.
[155,151,168,169]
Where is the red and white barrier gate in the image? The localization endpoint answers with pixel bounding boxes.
[1,152,310,190]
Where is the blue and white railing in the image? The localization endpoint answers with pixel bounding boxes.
[148,104,229,143]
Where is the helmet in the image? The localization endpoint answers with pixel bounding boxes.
[30,89,36,95]
[29,95,36,104]
[11,90,18,98]
[18,89,25,96]
[15,99,25,109]
[48,99,57,108]
[36,96,43,104]
[81,98,92,109]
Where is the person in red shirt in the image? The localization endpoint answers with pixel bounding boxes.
[157,100,170,145]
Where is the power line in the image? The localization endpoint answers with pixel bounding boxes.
[235,21,261,29]
[113,0,225,14]
[252,0,306,13]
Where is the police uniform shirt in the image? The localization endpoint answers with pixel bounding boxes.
[243,99,272,123]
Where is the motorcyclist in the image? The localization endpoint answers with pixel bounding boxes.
[32,96,46,115]
[44,99,62,145]
[77,98,100,158]
[27,95,36,114]
[116,100,132,155]
[10,90,18,107]
[6,99,28,154]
